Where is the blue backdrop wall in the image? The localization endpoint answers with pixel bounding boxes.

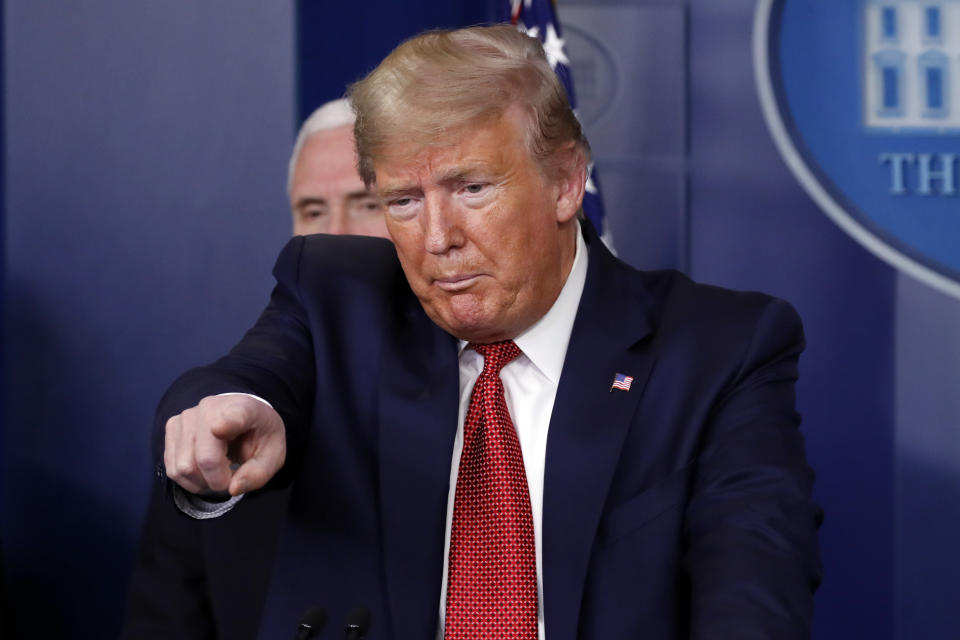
[2,1,957,638]
[1,2,295,636]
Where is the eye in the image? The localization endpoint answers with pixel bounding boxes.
[387,196,421,220]
[349,197,384,218]
[459,183,492,201]
[301,207,325,220]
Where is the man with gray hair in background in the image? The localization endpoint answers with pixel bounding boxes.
[151,24,821,640]
[287,98,389,238]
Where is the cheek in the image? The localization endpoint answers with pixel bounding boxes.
[501,222,552,276]
[388,227,420,260]
[359,218,389,238]
[393,243,433,298]
[386,217,419,245]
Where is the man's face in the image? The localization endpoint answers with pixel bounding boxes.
[290,124,389,238]
[375,109,584,343]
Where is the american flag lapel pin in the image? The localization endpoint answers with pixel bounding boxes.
[610,373,634,392]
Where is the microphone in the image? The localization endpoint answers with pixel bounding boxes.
[295,605,328,640]
[344,606,372,639]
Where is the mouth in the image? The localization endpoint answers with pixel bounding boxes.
[433,274,483,292]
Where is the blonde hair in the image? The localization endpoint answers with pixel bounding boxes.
[348,24,589,186]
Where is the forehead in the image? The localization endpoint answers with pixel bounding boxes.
[298,125,356,167]
[372,112,533,188]
[292,125,362,187]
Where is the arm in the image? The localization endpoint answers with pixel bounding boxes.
[121,478,215,640]
[123,237,315,633]
[161,235,316,496]
[684,297,823,639]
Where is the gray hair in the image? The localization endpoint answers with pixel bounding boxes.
[286,98,356,194]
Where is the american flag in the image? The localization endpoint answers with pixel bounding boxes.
[502,0,612,248]
[610,373,634,392]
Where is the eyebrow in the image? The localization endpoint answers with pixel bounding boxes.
[437,164,490,185]
[378,164,495,199]
[378,185,420,201]
[293,196,327,209]
[295,190,377,209]
[345,190,378,200]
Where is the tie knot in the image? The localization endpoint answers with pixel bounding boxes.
[471,340,522,373]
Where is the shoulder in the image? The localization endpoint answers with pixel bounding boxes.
[641,269,800,334]
[582,223,801,347]
[634,270,806,390]
[271,234,409,303]
[607,260,804,365]
[275,234,401,282]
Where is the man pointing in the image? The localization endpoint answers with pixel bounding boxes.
[158,24,821,639]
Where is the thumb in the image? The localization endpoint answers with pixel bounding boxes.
[228,449,283,496]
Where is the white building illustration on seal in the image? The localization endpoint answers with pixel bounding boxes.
[864,0,960,129]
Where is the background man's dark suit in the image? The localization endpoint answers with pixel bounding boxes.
[124,222,821,639]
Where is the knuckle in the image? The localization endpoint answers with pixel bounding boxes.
[164,416,180,440]
[195,453,221,473]
[179,407,198,427]
[174,460,196,479]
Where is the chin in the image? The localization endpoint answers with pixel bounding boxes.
[439,302,495,338]
[447,319,513,344]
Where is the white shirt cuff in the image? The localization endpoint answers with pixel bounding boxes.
[172,484,244,520]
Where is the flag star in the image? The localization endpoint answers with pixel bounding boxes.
[541,23,569,69]
[522,23,539,39]
[585,162,598,194]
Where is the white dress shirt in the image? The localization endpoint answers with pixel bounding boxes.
[437,226,588,640]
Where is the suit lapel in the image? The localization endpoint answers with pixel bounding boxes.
[542,226,658,640]
[378,289,460,640]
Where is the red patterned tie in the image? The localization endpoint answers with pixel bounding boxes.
[445,340,538,640]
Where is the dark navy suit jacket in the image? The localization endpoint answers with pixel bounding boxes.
[123,222,822,639]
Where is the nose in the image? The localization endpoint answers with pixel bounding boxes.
[327,204,348,235]
[422,192,465,255]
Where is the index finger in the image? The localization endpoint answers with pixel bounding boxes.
[209,400,258,441]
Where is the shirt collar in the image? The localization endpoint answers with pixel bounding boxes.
[457,223,588,384]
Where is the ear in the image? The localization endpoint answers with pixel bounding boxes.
[553,143,587,224]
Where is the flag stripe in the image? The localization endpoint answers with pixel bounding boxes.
[501,0,609,242]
